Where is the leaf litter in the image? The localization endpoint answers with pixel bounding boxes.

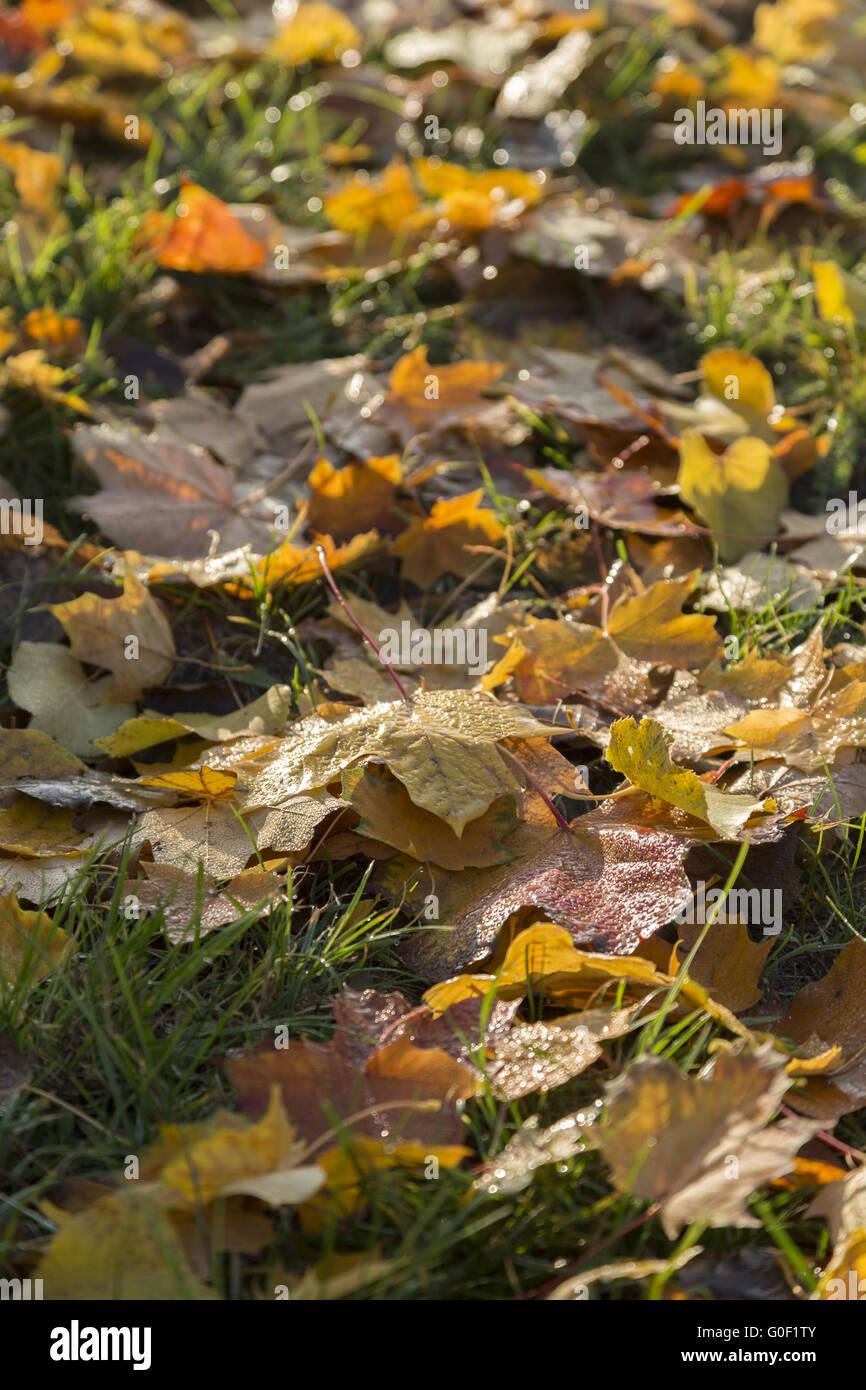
[1,0,866,1308]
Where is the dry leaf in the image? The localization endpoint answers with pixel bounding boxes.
[598,1046,817,1237]
[48,572,175,703]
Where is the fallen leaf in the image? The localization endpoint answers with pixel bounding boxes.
[307,454,402,538]
[778,937,866,1119]
[677,431,788,562]
[607,716,772,839]
[71,425,288,558]
[0,890,71,991]
[244,690,548,836]
[342,764,519,868]
[144,183,266,274]
[270,3,361,66]
[392,490,505,586]
[598,1046,817,1237]
[37,1190,218,1300]
[7,641,136,758]
[48,572,175,703]
[394,815,692,981]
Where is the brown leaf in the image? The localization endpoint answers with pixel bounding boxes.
[778,937,866,1119]
[392,816,691,981]
[48,572,175,703]
[391,489,505,587]
[71,424,287,558]
[598,1046,817,1237]
[342,764,519,869]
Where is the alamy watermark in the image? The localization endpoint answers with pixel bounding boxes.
[0,496,43,546]
[826,491,866,533]
[378,622,487,676]
[675,882,782,937]
[674,101,782,159]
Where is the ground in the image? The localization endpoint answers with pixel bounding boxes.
[1,0,866,1304]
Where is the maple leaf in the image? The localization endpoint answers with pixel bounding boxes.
[121,864,281,945]
[0,796,86,857]
[37,1191,217,1301]
[598,1046,817,1237]
[722,682,866,772]
[0,891,71,993]
[607,716,773,839]
[0,137,61,214]
[342,764,520,869]
[47,572,175,703]
[606,573,721,668]
[70,424,287,558]
[777,937,866,1120]
[245,690,548,835]
[424,921,749,1036]
[392,816,692,981]
[324,158,424,236]
[156,1086,325,1209]
[96,686,292,758]
[132,792,341,880]
[252,530,380,593]
[7,642,135,759]
[306,454,403,539]
[225,1037,471,1223]
[385,347,505,435]
[472,1112,593,1198]
[143,182,266,274]
[677,431,788,562]
[391,489,505,587]
[673,920,772,1013]
[270,3,361,66]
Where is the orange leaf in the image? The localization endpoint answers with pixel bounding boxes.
[144,183,266,274]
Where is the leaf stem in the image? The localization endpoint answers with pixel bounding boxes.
[315,546,410,702]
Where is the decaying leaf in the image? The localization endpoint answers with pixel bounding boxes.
[394,816,692,981]
[598,1046,817,1237]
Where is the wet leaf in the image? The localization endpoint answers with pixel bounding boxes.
[607,716,772,839]
[245,690,548,836]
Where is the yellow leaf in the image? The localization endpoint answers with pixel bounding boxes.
[701,348,776,418]
[245,689,548,836]
[324,158,422,236]
[812,260,866,327]
[386,346,505,432]
[38,1191,217,1300]
[0,797,85,857]
[307,454,402,539]
[139,767,238,802]
[392,489,505,587]
[677,430,788,562]
[159,1085,324,1208]
[269,2,360,65]
[0,891,71,991]
[0,138,62,214]
[48,572,176,704]
[607,716,771,838]
[607,572,721,668]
